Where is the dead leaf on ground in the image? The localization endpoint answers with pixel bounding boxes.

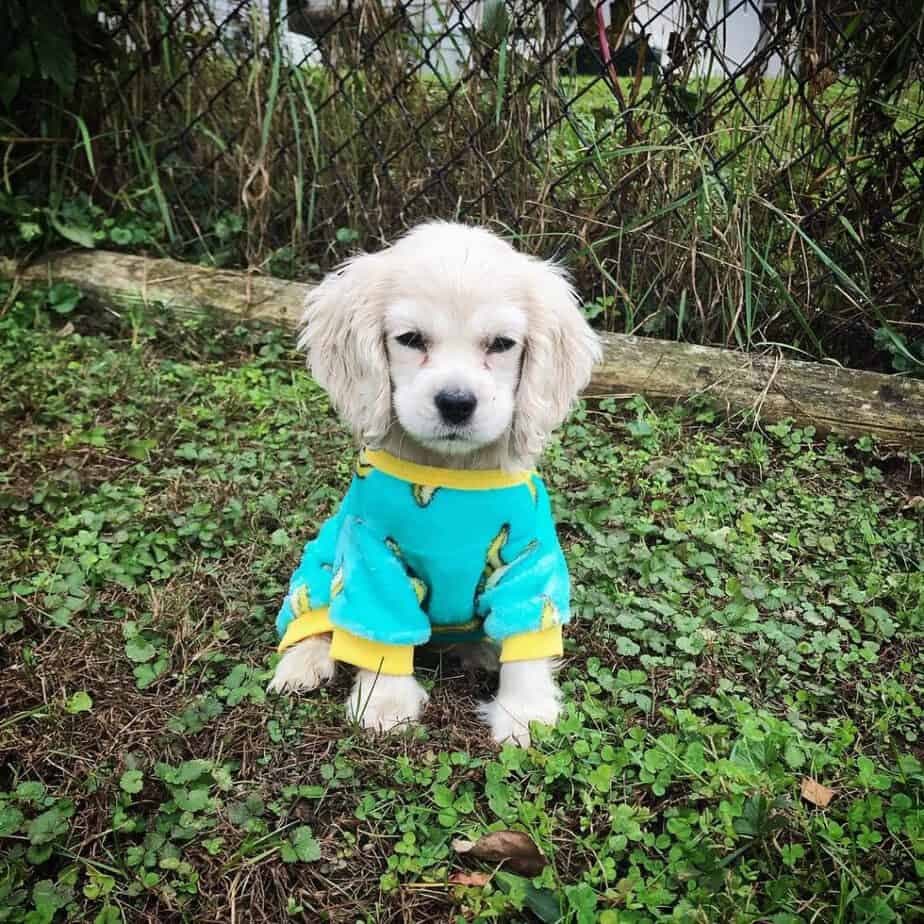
[801,777,834,808]
[449,871,492,887]
[452,830,547,876]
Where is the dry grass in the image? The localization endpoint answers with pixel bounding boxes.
[5,1,923,370]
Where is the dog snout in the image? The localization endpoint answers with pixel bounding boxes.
[434,388,477,426]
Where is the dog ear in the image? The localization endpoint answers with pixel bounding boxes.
[297,252,393,444]
[510,260,602,462]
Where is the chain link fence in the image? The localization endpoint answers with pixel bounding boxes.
[9,1,924,368]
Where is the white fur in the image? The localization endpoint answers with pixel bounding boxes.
[387,296,524,455]
[271,221,601,744]
[347,670,429,733]
[297,221,602,470]
[478,659,562,748]
[267,635,336,693]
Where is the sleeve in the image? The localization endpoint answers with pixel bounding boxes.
[475,487,571,663]
[477,540,570,640]
[276,483,355,651]
[326,515,432,674]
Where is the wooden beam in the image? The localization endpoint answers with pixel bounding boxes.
[1,250,311,329]
[4,249,923,448]
[590,334,924,447]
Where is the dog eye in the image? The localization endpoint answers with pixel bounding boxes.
[487,336,516,354]
[395,331,427,351]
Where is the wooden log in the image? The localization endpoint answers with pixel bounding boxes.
[3,249,923,448]
[0,250,311,329]
[589,334,924,447]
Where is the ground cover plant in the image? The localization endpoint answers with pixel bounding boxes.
[1,285,922,922]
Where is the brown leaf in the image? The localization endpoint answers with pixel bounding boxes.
[452,830,547,876]
[449,871,492,887]
[801,777,834,808]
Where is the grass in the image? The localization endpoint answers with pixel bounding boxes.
[5,3,924,372]
[1,285,922,923]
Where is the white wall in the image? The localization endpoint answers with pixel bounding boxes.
[633,0,785,77]
[205,1,787,77]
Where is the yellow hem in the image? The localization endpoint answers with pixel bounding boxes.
[278,608,334,652]
[329,628,414,675]
[499,625,563,663]
[362,449,533,491]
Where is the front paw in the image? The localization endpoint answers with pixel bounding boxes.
[267,637,336,694]
[347,671,429,733]
[478,692,561,748]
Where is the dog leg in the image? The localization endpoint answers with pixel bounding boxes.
[455,640,500,673]
[478,658,561,748]
[347,670,429,733]
[267,635,336,693]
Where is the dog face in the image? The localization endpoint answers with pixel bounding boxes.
[384,288,527,455]
[299,222,601,465]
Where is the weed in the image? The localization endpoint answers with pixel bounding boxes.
[3,3,923,370]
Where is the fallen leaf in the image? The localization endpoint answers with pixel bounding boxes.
[449,871,491,886]
[801,777,834,807]
[452,830,547,876]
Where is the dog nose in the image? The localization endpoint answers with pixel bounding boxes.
[435,389,477,426]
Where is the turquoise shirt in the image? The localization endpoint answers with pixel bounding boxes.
[276,450,570,673]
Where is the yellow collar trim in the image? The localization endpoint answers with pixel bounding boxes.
[362,449,532,491]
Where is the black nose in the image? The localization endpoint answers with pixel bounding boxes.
[435,389,477,426]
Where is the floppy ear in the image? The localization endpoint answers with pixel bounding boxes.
[297,251,393,444]
[509,259,602,462]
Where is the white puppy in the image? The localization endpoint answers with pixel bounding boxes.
[269,221,601,746]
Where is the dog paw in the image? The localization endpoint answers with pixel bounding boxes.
[347,671,429,733]
[267,637,336,694]
[478,691,561,748]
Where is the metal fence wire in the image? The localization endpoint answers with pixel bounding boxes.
[29,2,924,362]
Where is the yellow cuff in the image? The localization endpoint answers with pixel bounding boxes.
[499,624,563,663]
[329,629,414,675]
[278,608,334,652]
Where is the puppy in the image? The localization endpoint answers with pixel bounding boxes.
[268,221,601,746]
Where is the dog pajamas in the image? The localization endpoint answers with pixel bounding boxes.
[276,449,571,675]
